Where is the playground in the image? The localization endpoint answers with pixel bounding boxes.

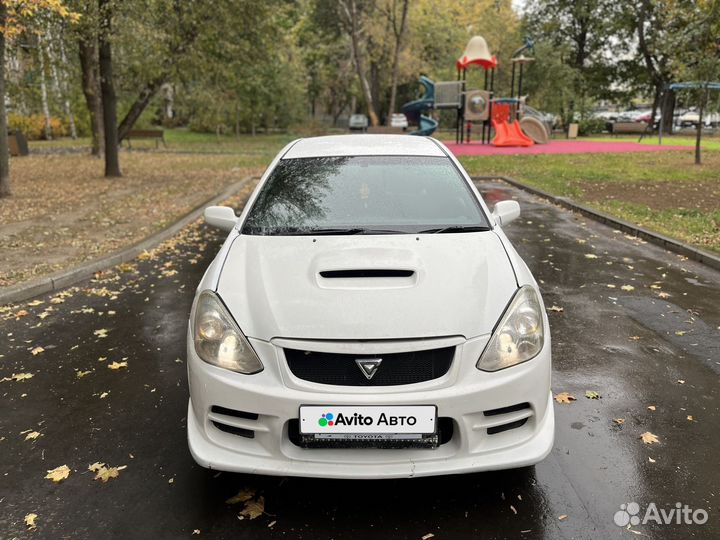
[400,34,719,164]
[401,35,552,147]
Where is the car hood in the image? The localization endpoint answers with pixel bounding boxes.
[216,233,517,341]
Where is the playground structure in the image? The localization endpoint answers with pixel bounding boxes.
[400,76,439,136]
[400,35,550,147]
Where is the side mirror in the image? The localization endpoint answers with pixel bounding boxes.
[204,206,238,232]
[492,200,521,227]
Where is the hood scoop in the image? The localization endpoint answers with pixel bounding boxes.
[319,269,414,279]
[317,267,418,290]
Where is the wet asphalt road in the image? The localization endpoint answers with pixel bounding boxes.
[1,179,719,540]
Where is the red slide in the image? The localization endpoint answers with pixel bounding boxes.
[491,119,534,147]
[490,102,534,147]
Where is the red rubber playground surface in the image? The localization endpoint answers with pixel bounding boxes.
[443,139,690,156]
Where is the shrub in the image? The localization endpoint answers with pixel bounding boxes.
[578,117,607,136]
[7,113,67,140]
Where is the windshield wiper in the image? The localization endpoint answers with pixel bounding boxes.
[271,227,407,236]
[417,225,492,234]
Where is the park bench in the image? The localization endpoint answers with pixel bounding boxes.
[124,129,166,149]
[611,122,649,135]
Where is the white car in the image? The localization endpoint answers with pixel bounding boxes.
[679,109,720,128]
[348,114,369,131]
[390,113,409,130]
[187,135,554,479]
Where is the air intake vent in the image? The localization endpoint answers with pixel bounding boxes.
[483,402,531,417]
[210,405,259,420]
[212,421,255,438]
[487,418,528,435]
[320,269,414,279]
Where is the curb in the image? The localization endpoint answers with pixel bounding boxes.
[0,175,255,306]
[473,175,720,272]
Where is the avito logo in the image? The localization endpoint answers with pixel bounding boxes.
[317,411,418,427]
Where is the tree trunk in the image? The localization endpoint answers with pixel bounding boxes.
[661,88,675,135]
[38,40,53,140]
[387,0,409,123]
[57,35,77,139]
[339,0,380,127]
[0,2,11,198]
[117,75,167,142]
[79,38,103,156]
[98,0,121,177]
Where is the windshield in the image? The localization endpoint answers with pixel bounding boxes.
[241,156,490,235]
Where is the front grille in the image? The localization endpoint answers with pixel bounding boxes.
[284,346,454,386]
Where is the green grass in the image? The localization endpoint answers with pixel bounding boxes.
[29,130,720,253]
[586,133,720,150]
[594,200,720,252]
[460,150,720,193]
[460,149,720,253]
[28,128,302,155]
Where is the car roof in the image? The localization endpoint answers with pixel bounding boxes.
[283,135,446,159]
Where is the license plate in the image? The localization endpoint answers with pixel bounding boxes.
[299,405,436,435]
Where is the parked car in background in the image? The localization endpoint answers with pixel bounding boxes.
[636,111,662,128]
[679,109,720,128]
[591,110,620,123]
[390,113,408,130]
[616,109,651,123]
[348,114,369,132]
[190,135,554,479]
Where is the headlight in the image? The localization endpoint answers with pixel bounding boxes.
[193,290,263,374]
[477,285,544,372]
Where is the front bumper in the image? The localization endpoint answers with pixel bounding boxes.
[187,332,554,479]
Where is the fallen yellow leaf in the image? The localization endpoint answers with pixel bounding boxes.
[558,514,568,521]
[45,464,71,483]
[108,361,128,370]
[687,415,694,421]
[547,305,564,313]
[226,488,255,505]
[584,254,598,259]
[93,464,127,482]
[30,347,44,355]
[25,431,41,441]
[620,285,635,292]
[238,496,265,520]
[25,513,38,530]
[1,372,34,383]
[554,392,576,404]
[640,432,659,444]
[613,418,625,425]
[647,405,656,411]
[93,329,108,338]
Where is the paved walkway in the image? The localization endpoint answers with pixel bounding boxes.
[1,181,718,539]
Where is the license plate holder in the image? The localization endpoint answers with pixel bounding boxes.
[298,405,437,448]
